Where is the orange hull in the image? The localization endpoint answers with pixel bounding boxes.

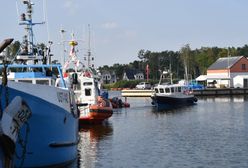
[79,105,113,123]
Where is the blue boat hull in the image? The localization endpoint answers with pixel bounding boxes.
[0,84,78,167]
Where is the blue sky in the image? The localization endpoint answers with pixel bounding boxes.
[1,0,248,67]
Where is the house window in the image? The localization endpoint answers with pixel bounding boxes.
[242,64,246,70]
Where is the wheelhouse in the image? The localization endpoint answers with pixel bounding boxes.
[154,84,188,94]
[0,64,66,87]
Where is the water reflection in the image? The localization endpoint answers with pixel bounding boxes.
[199,95,248,102]
[78,123,113,168]
[67,93,248,168]
[151,103,197,115]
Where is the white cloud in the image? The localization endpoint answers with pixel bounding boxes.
[63,0,79,15]
[124,30,137,39]
[102,22,118,29]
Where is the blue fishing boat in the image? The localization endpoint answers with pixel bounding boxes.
[0,1,78,167]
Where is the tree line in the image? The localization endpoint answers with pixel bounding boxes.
[99,44,248,82]
[4,41,248,82]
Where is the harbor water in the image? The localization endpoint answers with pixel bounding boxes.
[74,91,248,168]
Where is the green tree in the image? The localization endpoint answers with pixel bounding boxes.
[180,44,191,81]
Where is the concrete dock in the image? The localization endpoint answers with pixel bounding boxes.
[121,89,154,97]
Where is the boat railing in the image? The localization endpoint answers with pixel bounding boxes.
[0,64,67,88]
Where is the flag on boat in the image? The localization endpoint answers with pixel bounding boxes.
[75,60,80,67]
[64,61,70,69]
[69,46,75,57]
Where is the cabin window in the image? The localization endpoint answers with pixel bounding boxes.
[178,87,181,92]
[165,88,170,93]
[242,64,246,70]
[83,82,93,86]
[51,79,56,86]
[85,88,91,96]
[36,80,49,85]
[159,88,164,93]
[155,88,158,93]
[17,80,32,83]
[171,87,174,93]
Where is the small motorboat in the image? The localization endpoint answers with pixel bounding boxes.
[109,97,130,108]
[151,70,197,110]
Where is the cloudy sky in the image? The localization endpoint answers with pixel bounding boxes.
[1,0,248,67]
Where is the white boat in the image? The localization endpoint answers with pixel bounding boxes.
[151,71,197,110]
[62,33,112,124]
[73,70,113,124]
[0,1,78,167]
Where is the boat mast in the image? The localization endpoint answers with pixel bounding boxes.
[60,28,66,65]
[169,54,173,84]
[18,0,45,64]
[85,24,94,68]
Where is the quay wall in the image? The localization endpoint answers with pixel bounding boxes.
[121,88,248,97]
[193,88,248,96]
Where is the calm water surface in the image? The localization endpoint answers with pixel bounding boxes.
[74,92,248,168]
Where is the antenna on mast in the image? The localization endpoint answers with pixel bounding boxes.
[60,27,66,65]
[15,0,45,64]
[16,0,20,24]
[43,0,50,41]
[85,24,94,68]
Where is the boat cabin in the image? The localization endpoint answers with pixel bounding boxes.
[154,84,190,95]
[72,74,100,104]
[7,72,55,86]
[0,64,65,87]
